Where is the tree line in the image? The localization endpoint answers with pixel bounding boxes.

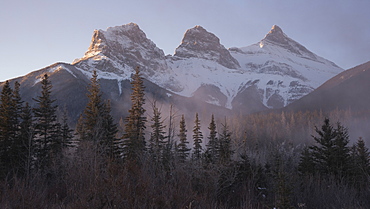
[0,67,369,208]
[0,74,73,179]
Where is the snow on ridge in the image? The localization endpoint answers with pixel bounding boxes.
[70,24,345,110]
[46,65,78,78]
[73,39,343,109]
[161,38,343,109]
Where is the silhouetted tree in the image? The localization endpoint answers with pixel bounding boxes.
[298,146,315,175]
[205,114,218,163]
[77,70,104,142]
[350,138,370,190]
[177,115,190,162]
[122,67,147,161]
[33,74,61,171]
[59,109,74,150]
[77,71,118,159]
[192,113,203,160]
[0,81,16,175]
[19,102,34,177]
[219,119,233,164]
[299,118,351,178]
[149,102,167,162]
[100,100,119,159]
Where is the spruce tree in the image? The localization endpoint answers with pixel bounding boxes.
[11,82,31,175]
[353,138,370,171]
[350,138,370,189]
[60,110,73,149]
[77,71,118,159]
[12,81,23,138]
[33,74,60,171]
[76,114,86,140]
[122,67,147,161]
[300,118,351,177]
[332,122,350,176]
[177,115,190,162]
[163,105,175,167]
[219,118,233,164]
[100,100,119,159]
[310,118,336,175]
[298,146,315,175]
[275,171,294,209]
[205,114,218,163]
[77,70,104,142]
[19,102,34,177]
[149,102,167,162]
[192,113,203,160]
[0,81,16,175]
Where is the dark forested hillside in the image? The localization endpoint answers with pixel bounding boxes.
[284,61,370,112]
[0,68,369,208]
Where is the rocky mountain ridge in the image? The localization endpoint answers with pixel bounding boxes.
[71,23,342,111]
[1,23,344,122]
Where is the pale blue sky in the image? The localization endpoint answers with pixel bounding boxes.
[1,0,369,81]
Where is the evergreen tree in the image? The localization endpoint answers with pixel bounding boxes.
[205,114,218,163]
[122,67,147,161]
[353,138,370,172]
[12,81,23,138]
[0,81,16,175]
[11,82,31,176]
[274,171,294,209]
[219,118,233,164]
[298,146,315,175]
[32,74,61,171]
[177,115,190,162]
[192,113,203,160]
[149,102,167,162]
[162,105,176,167]
[100,100,119,159]
[75,114,85,140]
[350,138,370,189]
[59,109,73,150]
[19,102,34,177]
[77,70,104,142]
[77,71,118,159]
[332,122,350,175]
[299,118,351,177]
[310,118,336,175]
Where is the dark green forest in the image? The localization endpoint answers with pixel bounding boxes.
[0,68,369,208]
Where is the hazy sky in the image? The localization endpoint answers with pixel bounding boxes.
[1,0,369,82]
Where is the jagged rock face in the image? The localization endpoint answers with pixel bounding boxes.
[229,25,343,108]
[73,23,168,77]
[13,23,343,117]
[192,84,228,107]
[174,26,240,69]
[231,85,267,114]
[261,25,312,57]
[260,25,333,63]
[71,23,343,111]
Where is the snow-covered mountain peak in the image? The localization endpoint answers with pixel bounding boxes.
[174,26,240,69]
[102,23,149,47]
[262,25,288,45]
[257,25,313,59]
[70,23,343,112]
[228,25,344,109]
[72,22,168,79]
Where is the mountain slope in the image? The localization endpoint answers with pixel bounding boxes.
[229,25,343,109]
[0,62,232,127]
[0,23,345,123]
[70,23,342,113]
[284,61,370,112]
